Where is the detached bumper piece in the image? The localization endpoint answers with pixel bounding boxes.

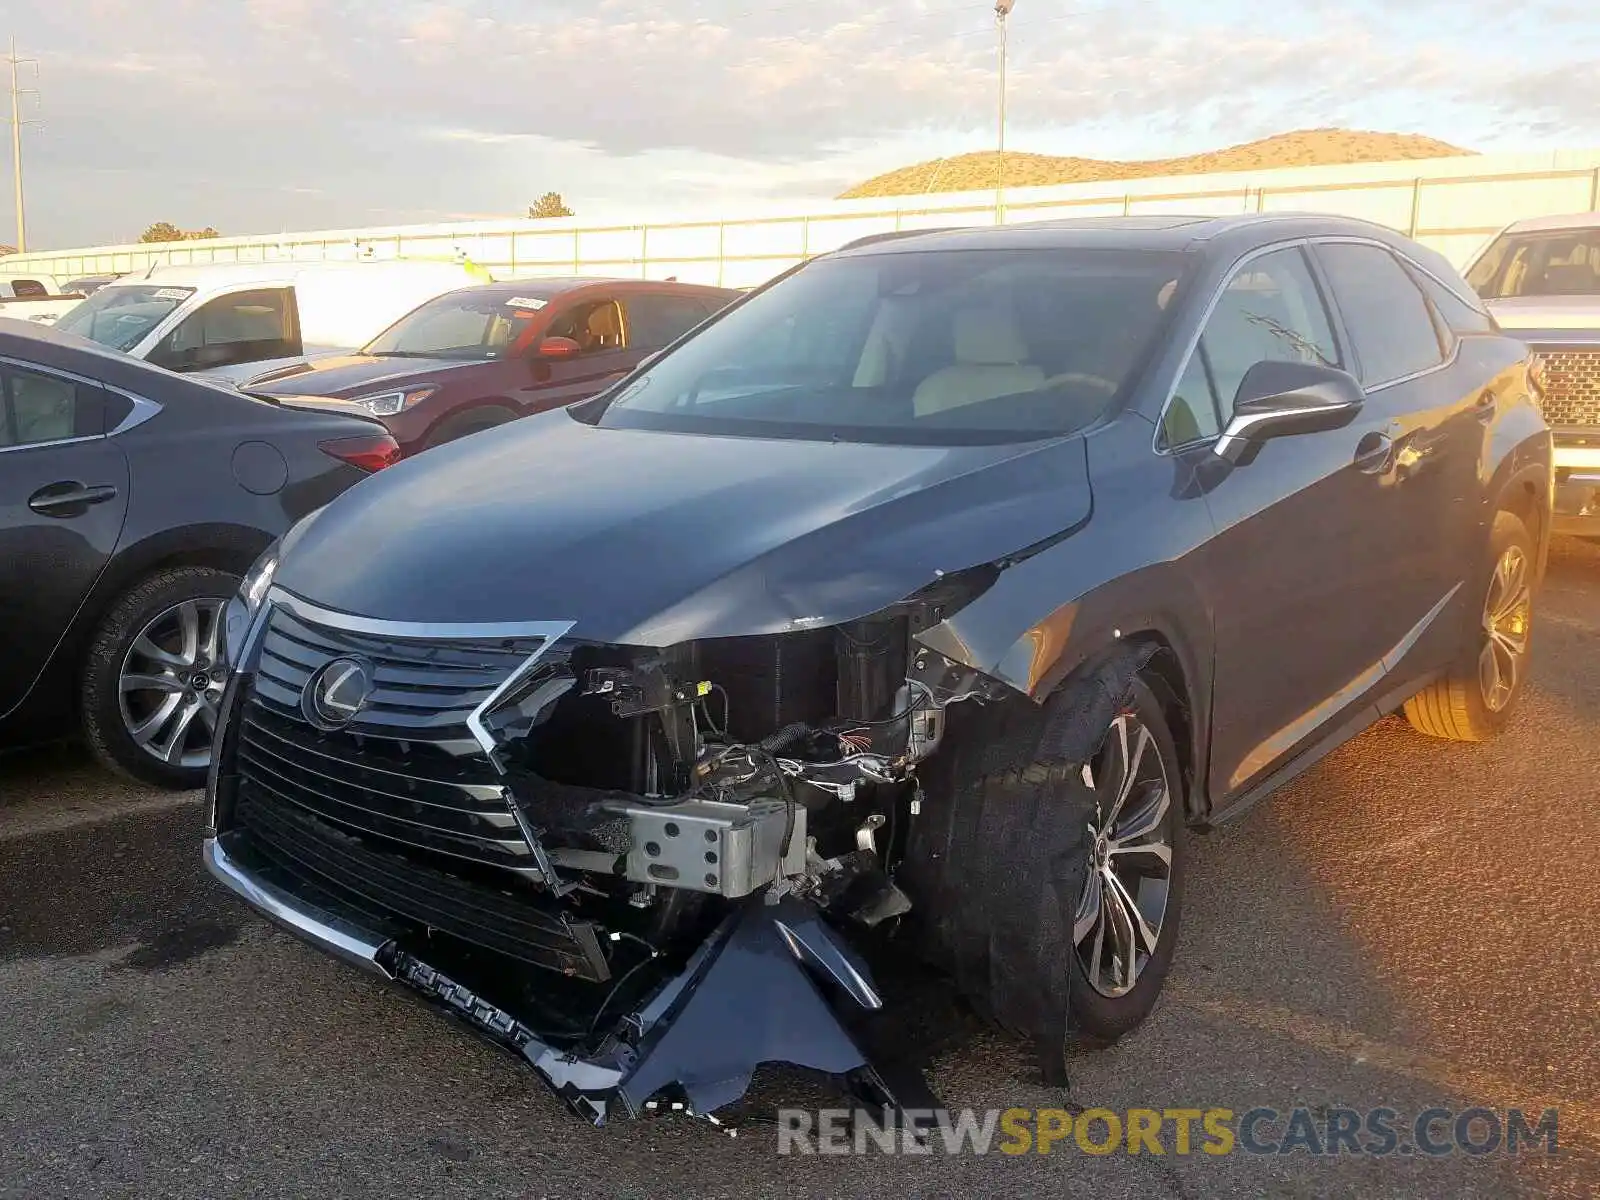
[206,834,903,1124]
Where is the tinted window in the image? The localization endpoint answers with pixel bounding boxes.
[0,367,102,448]
[1189,246,1339,420]
[599,249,1189,445]
[546,298,627,355]
[627,295,711,350]
[1467,230,1600,299]
[1319,244,1442,384]
[10,278,47,299]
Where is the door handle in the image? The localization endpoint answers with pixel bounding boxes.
[28,482,120,516]
[1353,432,1394,474]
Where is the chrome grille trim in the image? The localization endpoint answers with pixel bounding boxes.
[266,588,574,767]
[235,592,576,879]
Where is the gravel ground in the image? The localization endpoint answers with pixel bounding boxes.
[3,538,1599,1199]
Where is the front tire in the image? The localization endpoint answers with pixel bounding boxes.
[903,672,1186,1080]
[1067,683,1186,1047]
[80,566,239,790]
[1403,511,1534,742]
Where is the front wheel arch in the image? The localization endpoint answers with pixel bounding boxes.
[426,404,519,448]
[1030,630,1205,825]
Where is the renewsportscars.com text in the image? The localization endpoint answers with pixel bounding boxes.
[777,1106,1561,1157]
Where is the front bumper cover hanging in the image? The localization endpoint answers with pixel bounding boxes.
[205,835,919,1124]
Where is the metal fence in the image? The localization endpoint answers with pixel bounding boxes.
[7,161,1600,286]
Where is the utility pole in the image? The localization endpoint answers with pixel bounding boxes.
[5,36,39,253]
[995,1,1013,226]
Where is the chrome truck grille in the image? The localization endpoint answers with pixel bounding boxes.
[1534,348,1600,428]
[219,602,611,980]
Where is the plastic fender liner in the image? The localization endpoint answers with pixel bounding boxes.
[1034,642,1159,762]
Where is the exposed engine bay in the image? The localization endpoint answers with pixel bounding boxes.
[439,581,1016,1106]
[500,585,1006,915]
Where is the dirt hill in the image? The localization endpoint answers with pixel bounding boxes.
[840,128,1472,199]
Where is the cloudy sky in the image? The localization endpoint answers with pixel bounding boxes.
[7,0,1598,249]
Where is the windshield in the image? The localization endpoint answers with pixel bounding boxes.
[54,284,195,351]
[1467,229,1600,299]
[363,291,545,359]
[597,248,1189,445]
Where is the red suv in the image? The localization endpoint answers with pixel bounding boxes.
[241,278,739,453]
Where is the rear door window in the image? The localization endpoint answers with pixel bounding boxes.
[626,294,713,350]
[1317,243,1443,385]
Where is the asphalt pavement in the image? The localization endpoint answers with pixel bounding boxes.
[3,538,1599,1199]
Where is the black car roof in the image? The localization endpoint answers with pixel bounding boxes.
[830,213,1426,260]
[466,277,737,301]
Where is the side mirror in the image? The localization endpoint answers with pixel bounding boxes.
[537,336,582,359]
[1215,360,1364,464]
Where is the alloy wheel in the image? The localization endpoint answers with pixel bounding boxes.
[1072,711,1174,999]
[1479,544,1531,714]
[117,598,230,771]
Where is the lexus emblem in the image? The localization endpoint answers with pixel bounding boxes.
[303,657,374,730]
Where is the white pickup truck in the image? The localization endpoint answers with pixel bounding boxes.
[0,272,87,325]
[1466,213,1600,539]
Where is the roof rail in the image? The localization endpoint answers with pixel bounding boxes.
[833,227,959,253]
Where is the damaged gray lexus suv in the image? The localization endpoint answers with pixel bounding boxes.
[203,215,1552,1124]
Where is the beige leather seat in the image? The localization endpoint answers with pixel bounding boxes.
[912,305,1044,416]
[585,303,624,351]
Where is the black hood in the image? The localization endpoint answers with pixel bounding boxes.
[248,354,485,397]
[275,408,1093,645]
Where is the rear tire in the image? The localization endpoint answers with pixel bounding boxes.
[1403,510,1534,742]
[427,407,516,449]
[80,566,239,790]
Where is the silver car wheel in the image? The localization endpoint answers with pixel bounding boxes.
[1479,544,1531,714]
[1072,710,1174,999]
[117,598,229,771]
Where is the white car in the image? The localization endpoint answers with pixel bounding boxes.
[0,272,88,325]
[1465,212,1600,537]
[50,260,493,383]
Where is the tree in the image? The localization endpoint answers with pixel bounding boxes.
[527,192,574,219]
[139,222,222,243]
